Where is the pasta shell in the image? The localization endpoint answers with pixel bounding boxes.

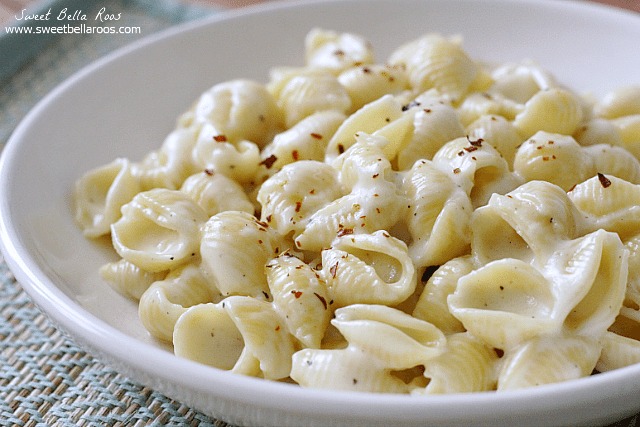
[180,170,254,217]
[111,189,208,272]
[192,125,261,184]
[611,114,640,159]
[325,94,404,162]
[471,180,582,264]
[173,302,245,371]
[498,334,601,390]
[433,136,521,207]
[583,144,640,184]
[192,79,283,147]
[574,118,624,147]
[513,131,596,191]
[133,127,200,191]
[544,229,628,337]
[258,110,345,179]
[257,161,342,238]
[200,211,285,298]
[624,234,640,308]
[174,296,297,380]
[448,258,560,351]
[74,158,141,237]
[138,263,214,342]
[595,85,640,119]
[99,259,166,301]
[272,69,351,128]
[489,61,557,103]
[388,34,478,101]
[415,332,499,394]
[332,304,446,370]
[465,114,522,168]
[397,102,466,169]
[296,137,405,252]
[338,64,409,113]
[568,174,640,239]
[321,231,417,307]
[597,331,640,372]
[402,160,472,268]
[456,91,523,127]
[372,108,417,161]
[291,347,409,393]
[266,253,332,348]
[413,257,473,334]
[513,88,584,138]
[304,28,375,73]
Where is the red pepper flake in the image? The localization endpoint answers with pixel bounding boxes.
[467,137,483,147]
[310,132,323,140]
[291,290,303,298]
[204,169,214,176]
[464,145,478,153]
[213,134,227,142]
[338,144,345,154]
[337,227,354,237]
[329,262,339,278]
[295,201,302,213]
[255,219,269,229]
[292,150,299,161]
[266,214,273,223]
[598,172,612,188]
[275,325,281,331]
[259,154,278,169]
[372,173,379,178]
[453,167,461,174]
[314,292,328,310]
[362,67,371,74]
[457,150,465,156]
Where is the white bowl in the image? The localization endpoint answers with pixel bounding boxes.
[1,0,639,425]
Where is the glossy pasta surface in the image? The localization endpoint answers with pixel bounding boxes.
[74,29,640,394]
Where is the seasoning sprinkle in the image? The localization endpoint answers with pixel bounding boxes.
[260,154,278,169]
[598,172,612,188]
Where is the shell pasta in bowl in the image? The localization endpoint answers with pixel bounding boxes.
[1,0,640,426]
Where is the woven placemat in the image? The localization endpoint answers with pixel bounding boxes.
[0,256,236,426]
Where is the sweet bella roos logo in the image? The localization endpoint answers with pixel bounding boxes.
[14,7,122,23]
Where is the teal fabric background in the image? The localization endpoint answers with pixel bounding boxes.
[0,0,216,147]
